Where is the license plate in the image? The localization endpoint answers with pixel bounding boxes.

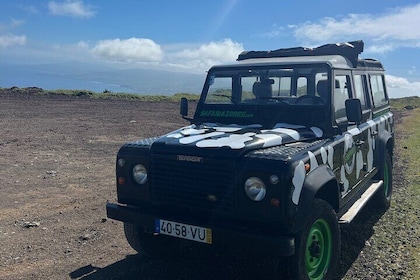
[155,219,212,244]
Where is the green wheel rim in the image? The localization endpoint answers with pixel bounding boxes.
[383,160,389,196]
[305,218,333,280]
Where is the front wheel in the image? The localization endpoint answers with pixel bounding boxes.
[289,199,340,280]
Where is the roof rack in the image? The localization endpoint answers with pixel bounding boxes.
[357,58,384,70]
[237,40,364,67]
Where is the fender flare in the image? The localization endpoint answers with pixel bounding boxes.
[293,164,339,232]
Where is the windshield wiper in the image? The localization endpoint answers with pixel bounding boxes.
[212,94,239,105]
[257,97,290,105]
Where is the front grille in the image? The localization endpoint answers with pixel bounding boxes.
[150,153,236,212]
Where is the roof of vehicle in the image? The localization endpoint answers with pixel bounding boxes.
[227,40,384,71]
[234,55,354,69]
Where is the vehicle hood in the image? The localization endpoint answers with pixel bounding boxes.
[151,122,323,157]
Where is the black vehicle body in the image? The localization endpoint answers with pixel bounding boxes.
[106,41,394,262]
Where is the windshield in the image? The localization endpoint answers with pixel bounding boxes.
[204,66,329,106]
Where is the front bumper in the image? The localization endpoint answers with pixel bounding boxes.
[106,203,295,257]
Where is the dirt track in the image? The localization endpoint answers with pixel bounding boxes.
[0,91,415,279]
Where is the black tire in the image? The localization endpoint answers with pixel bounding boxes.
[288,199,340,280]
[124,223,180,259]
[373,151,393,209]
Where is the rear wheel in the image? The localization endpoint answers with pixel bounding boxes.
[373,151,393,209]
[124,223,181,259]
[289,199,340,280]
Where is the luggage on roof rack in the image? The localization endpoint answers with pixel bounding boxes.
[237,40,364,67]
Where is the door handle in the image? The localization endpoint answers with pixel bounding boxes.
[356,140,365,147]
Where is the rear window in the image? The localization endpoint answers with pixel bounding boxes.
[370,75,388,107]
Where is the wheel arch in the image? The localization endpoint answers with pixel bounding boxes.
[293,164,339,232]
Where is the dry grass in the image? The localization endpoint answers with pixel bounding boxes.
[397,108,420,278]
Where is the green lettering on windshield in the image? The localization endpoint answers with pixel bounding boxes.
[199,110,254,118]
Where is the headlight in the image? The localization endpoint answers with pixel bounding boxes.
[244,177,266,201]
[133,164,147,184]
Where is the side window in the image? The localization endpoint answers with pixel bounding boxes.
[296,77,307,97]
[278,77,292,97]
[334,74,351,120]
[370,75,388,107]
[353,74,367,110]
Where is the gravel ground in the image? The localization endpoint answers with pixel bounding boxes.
[0,89,418,279]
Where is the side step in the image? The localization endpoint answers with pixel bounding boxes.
[339,180,383,224]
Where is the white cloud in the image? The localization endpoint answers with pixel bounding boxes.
[88,38,243,72]
[258,24,286,39]
[0,34,26,47]
[48,0,95,18]
[386,75,420,98]
[291,3,420,51]
[91,38,163,62]
[0,19,25,32]
[169,39,244,71]
[176,39,243,61]
[365,44,396,54]
[77,40,89,49]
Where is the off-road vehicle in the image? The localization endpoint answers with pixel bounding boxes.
[106,40,394,279]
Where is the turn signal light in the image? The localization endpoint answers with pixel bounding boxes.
[270,198,280,207]
[118,177,125,185]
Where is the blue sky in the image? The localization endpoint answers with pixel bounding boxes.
[1,0,420,97]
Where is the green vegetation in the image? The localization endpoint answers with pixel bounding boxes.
[390,96,420,110]
[397,108,420,279]
[47,89,201,102]
[3,87,420,106]
[0,87,201,102]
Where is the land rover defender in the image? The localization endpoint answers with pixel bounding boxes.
[106,40,394,279]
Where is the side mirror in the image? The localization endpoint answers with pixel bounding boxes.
[345,98,362,124]
[180,97,188,117]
